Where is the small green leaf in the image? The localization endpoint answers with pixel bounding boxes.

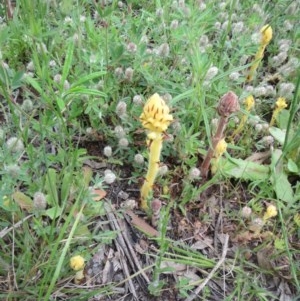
[274,238,285,250]
[287,159,299,173]
[12,191,34,212]
[269,127,286,145]
[44,206,63,220]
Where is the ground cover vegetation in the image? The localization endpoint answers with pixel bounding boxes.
[0,0,299,300]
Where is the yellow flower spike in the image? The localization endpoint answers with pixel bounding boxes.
[214,138,227,159]
[246,25,273,82]
[244,95,255,111]
[270,97,288,126]
[70,255,85,284]
[140,93,173,210]
[263,204,278,221]
[230,95,255,140]
[211,138,227,174]
[260,24,273,46]
[275,97,287,110]
[140,93,173,133]
[70,255,85,271]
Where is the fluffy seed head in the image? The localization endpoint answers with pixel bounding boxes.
[133,95,143,105]
[189,167,201,180]
[157,43,170,57]
[134,154,144,164]
[114,125,126,138]
[205,66,218,81]
[241,206,252,218]
[124,67,134,81]
[114,67,123,78]
[33,192,47,210]
[118,137,129,148]
[158,165,169,176]
[116,101,127,117]
[104,171,116,184]
[103,146,112,157]
[6,137,24,153]
[22,99,33,112]
[5,164,20,178]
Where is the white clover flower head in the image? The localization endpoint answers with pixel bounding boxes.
[232,21,244,34]
[121,199,137,210]
[248,115,261,126]
[21,99,33,112]
[37,43,48,53]
[126,42,137,53]
[53,74,62,83]
[104,171,116,184]
[229,71,240,81]
[255,124,263,133]
[146,48,153,54]
[133,95,143,105]
[140,35,149,44]
[6,137,24,153]
[103,146,112,157]
[178,0,185,8]
[283,20,293,31]
[26,61,35,72]
[124,67,134,81]
[86,127,93,135]
[118,1,124,8]
[171,120,181,133]
[253,86,267,97]
[157,43,170,57]
[156,8,164,17]
[79,15,86,22]
[158,165,169,176]
[33,192,47,210]
[49,60,56,67]
[114,125,126,138]
[214,21,221,30]
[170,20,179,30]
[5,164,21,178]
[64,16,73,24]
[278,82,295,98]
[262,123,269,131]
[118,137,129,148]
[199,35,209,47]
[221,21,229,30]
[219,2,226,10]
[114,67,123,78]
[250,217,264,231]
[73,33,80,43]
[198,2,206,10]
[241,206,252,218]
[261,135,274,147]
[89,54,97,64]
[63,80,70,90]
[162,93,172,103]
[189,167,201,180]
[205,66,218,81]
[116,101,127,117]
[134,154,144,165]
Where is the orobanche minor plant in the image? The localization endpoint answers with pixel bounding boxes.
[140,93,173,210]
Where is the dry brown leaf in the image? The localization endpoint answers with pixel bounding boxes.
[125,209,159,237]
[92,189,107,201]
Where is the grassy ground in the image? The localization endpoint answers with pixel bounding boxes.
[0,0,299,300]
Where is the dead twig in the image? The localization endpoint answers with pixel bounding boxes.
[185,234,229,301]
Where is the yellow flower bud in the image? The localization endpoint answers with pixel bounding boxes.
[260,25,273,46]
[244,95,255,111]
[70,255,85,271]
[275,97,287,111]
[214,138,227,159]
[263,204,277,221]
[140,93,173,133]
